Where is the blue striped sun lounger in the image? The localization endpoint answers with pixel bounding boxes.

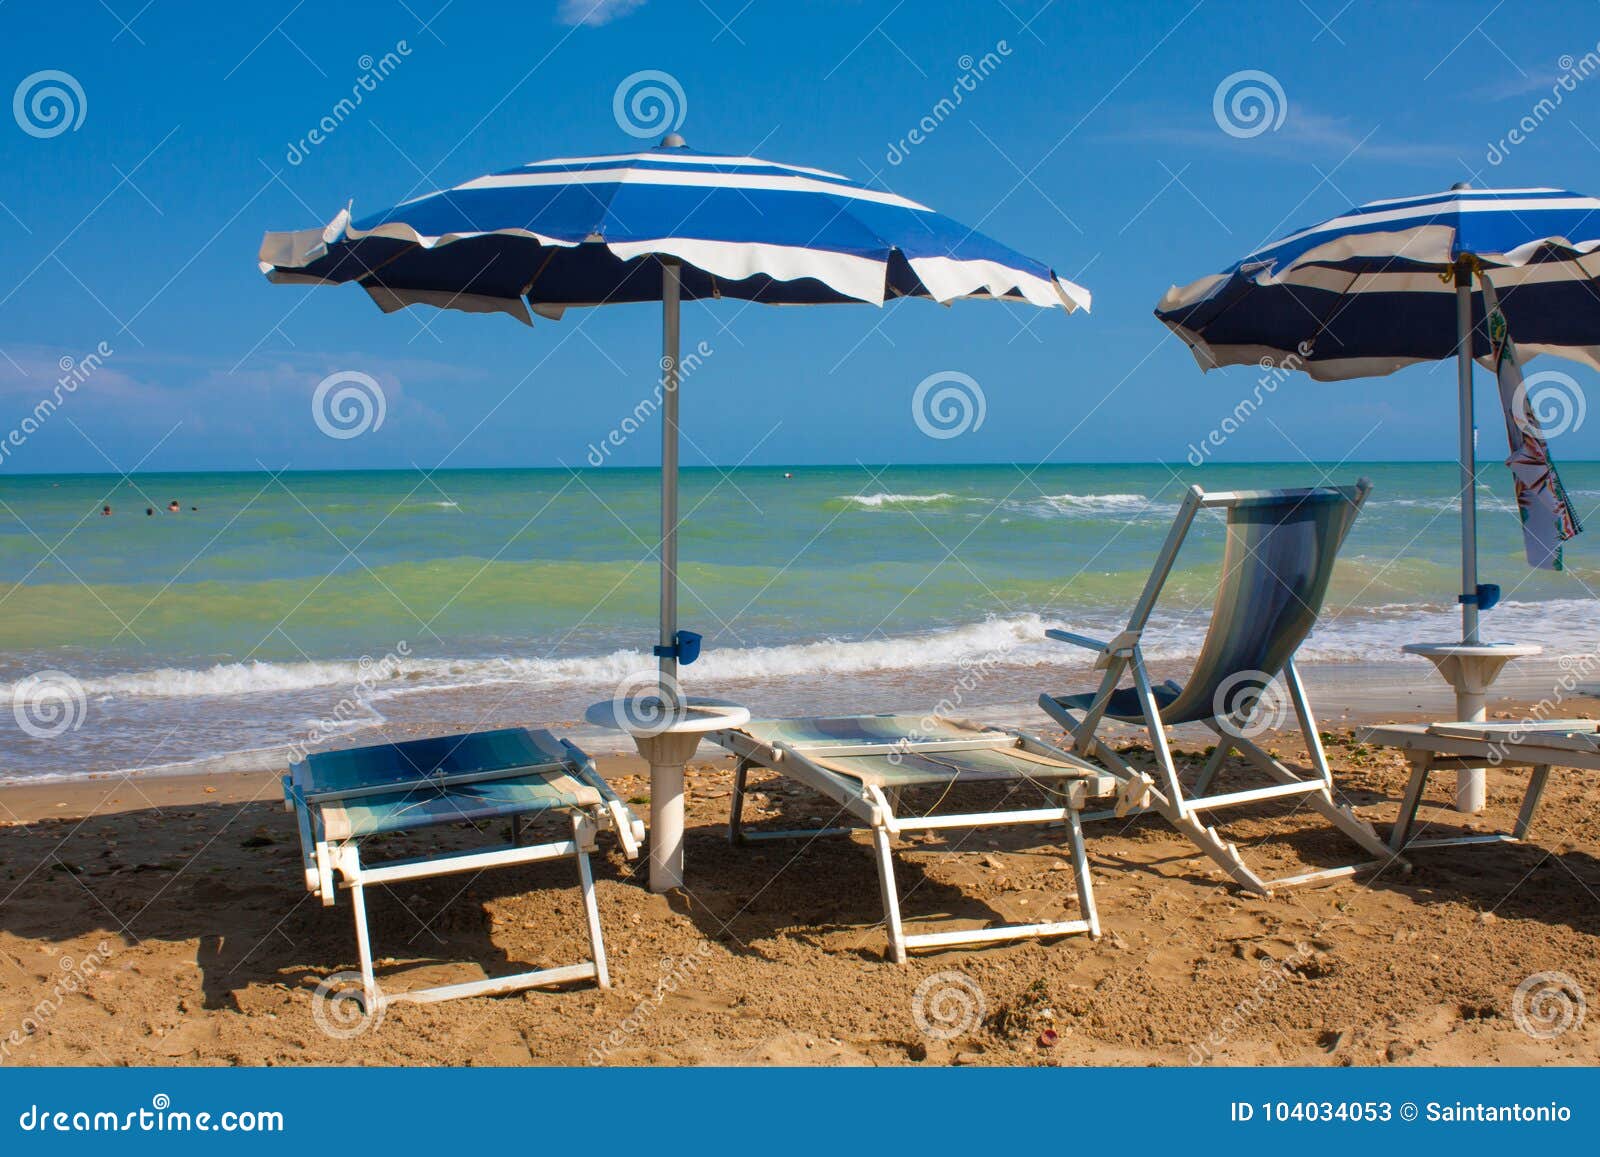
[1039,482,1399,897]
[284,727,643,1013]
[708,713,1117,963]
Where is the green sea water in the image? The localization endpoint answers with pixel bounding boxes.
[0,462,1594,778]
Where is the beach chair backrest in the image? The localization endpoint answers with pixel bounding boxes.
[1155,482,1368,726]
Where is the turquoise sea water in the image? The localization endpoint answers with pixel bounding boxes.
[1,462,1595,779]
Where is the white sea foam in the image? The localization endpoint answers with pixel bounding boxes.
[11,599,1595,706]
[841,492,960,507]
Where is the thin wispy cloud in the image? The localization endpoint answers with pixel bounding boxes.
[557,0,647,26]
[1106,104,1465,164]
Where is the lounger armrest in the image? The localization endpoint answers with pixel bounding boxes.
[559,738,646,859]
[1046,628,1140,657]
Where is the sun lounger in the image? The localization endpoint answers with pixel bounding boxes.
[1039,482,1399,896]
[1360,721,1596,851]
[707,713,1117,963]
[284,727,644,1012]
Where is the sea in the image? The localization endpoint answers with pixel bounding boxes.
[1,462,1596,781]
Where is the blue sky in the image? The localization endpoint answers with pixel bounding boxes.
[4,0,1600,472]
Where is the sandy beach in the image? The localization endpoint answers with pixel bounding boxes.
[3,672,1597,1068]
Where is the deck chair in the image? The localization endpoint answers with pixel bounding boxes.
[1038,481,1399,896]
[708,714,1118,963]
[284,727,644,1013]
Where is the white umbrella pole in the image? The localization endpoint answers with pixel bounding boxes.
[659,258,682,704]
[1454,265,1488,812]
[1455,268,1480,647]
[647,257,687,892]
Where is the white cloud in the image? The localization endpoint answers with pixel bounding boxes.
[557,0,647,26]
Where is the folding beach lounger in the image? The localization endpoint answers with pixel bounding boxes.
[284,727,644,1012]
[1039,482,1398,896]
[708,713,1118,963]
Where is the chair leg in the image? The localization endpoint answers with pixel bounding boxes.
[1131,651,1188,817]
[1390,756,1432,851]
[729,758,750,845]
[871,827,908,965]
[1513,764,1551,840]
[1067,809,1101,937]
[574,843,610,989]
[1230,733,1393,861]
[1192,739,1231,798]
[344,852,383,1013]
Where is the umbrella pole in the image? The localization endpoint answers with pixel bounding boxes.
[659,258,682,706]
[647,256,688,892]
[1455,266,1480,647]
[1454,264,1489,813]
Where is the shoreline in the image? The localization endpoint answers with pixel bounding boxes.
[5,657,1596,822]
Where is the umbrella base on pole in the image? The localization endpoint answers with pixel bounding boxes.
[585,697,751,892]
[1402,642,1541,813]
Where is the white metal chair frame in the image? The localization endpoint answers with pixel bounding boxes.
[286,735,643,1013]
[1039,483,1400,896]
[711,720,1115,963]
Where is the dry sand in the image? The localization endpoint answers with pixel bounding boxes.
[1,706,1598,1067]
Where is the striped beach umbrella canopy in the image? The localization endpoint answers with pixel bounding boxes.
[260,138,1090,318]
[1156,185,1598,646]
[259,133,1088,891]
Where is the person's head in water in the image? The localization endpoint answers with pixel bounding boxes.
[101,505,111,516]
[168,500,180,512]
[145,507,153,516]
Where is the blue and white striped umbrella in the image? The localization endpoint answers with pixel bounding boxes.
[1156,184,1600,654]
[260,139,1090,320]
[1156,185,1600,379]
[259,133,1088,892]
